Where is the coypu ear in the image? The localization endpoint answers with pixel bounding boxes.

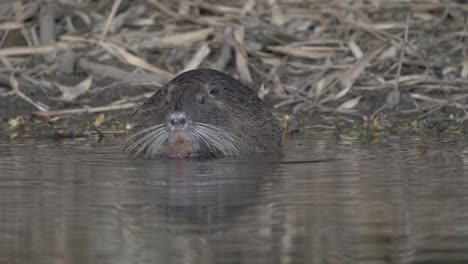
[197,94,207,104]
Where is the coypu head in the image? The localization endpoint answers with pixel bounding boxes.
[125,69,282,159]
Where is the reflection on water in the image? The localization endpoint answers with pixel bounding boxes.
[0,135,467,263]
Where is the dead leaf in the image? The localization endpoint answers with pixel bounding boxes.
[348,41,363,59]
[159,28,214,46]
[312,78,326,98]
[335,44,387,100]
[372,116,385,130]
[241,0,255,16]
[179,43,211,74]
[461,56,468,78]
[102,42,174,79]
[10,73,49,111]
[8,116,25,128]
[268,45,347,59]
[268,0,287,25]
[234,26,252,83]
[55,76,92,102]
[338,96,362,110]
[385,89,400,109]
[95,113,106,126]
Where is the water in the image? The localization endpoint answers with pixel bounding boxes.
[0,135,467,264]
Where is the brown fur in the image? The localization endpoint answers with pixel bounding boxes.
[126,69,282,158]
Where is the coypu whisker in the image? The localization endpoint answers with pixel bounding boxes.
[194,122,243,157]
[125,125,167,155]
[125,123,165,141]
[190,127,217,154]
[140,128,169,157]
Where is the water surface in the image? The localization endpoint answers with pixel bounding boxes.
[1,135,468,264]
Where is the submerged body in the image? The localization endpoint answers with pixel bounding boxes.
[125,69,282,158]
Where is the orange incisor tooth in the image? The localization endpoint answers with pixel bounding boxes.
[166,137,192,157]
[176,137,185,144]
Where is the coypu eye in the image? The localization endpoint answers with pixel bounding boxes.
[209,87,220,96]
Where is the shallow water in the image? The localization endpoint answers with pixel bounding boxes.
[0,135,468,264]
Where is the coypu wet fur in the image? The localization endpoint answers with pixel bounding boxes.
[125,68,282,158]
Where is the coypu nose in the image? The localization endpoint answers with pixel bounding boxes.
[168,111,187,128]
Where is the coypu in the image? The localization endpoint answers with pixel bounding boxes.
[125,69,282,158]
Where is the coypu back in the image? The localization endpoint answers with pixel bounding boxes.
[125,68,282,158]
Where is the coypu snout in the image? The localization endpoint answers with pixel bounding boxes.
[125,68,282,159]
[167,111,189,130]
[164,111,199,158]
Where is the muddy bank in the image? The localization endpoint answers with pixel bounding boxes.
[0,1,467,139]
